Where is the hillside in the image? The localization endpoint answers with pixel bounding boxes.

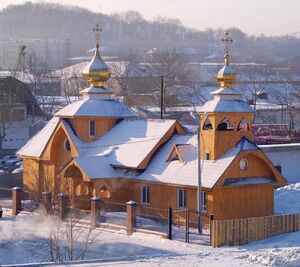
[0,2,300,69]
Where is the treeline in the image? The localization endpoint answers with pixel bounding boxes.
[0,2,300,67]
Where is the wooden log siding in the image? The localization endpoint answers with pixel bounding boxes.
[211,214,300,247]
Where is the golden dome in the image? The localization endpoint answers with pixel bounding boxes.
[82,25,111,88]
[217,53,236,89]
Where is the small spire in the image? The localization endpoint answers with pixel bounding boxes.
[224,53,230,65]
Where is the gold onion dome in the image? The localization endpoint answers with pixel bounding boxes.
[217,53,236,89]
[82,44,111,87]
[82,25,111,88]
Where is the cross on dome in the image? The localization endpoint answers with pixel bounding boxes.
[217,31,236,88]
[93,24,102,48]
[81,24,111,92]
[221,32,233,54]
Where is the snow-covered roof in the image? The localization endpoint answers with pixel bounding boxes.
[137,135,260,188]
[55,99,136,118]
[17,117,60,158]
[198,99,255,113]
[67,119,179,170]
[196,77,255,114]
[18,114,282,188]
[75,156,119,179]
[260,143,300,152]
[0,71,34,84]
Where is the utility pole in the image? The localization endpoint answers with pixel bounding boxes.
[190,111,207,235]
[197,124,202,234]
[160,76,164,120]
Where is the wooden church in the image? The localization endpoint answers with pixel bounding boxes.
[18,28,287,221]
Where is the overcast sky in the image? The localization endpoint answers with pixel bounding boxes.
[1,0,299,36]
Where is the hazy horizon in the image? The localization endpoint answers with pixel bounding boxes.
[0,0,299,37]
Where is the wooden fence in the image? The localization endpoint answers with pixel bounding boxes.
[210,214,300,247]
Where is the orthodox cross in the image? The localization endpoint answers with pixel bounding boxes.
[93,24,102,48]
[221,32,233,54]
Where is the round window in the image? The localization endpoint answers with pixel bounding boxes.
[64,139,71,152]
[239,158,249,170]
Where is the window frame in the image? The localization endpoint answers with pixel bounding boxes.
[177,188,186,208]
[89,120,96,137]
[141,185,150,204]
[201,191,207,213]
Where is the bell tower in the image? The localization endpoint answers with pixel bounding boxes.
[197,32,255,160]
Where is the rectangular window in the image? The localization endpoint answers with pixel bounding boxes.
[141,185,149,204]
[201,191,207,212]
[89,120,95,136]
[177,188,186,208]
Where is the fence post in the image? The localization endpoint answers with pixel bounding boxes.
[168,207,172,240]
[91,197,101,228]
[58,193,68,220]
[126,200,137,235]
[12,187,22,215]
[42,191,52,215]
[210,214,214,247]
[185,209,189,243]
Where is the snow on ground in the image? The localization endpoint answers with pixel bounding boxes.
[0,210,299,267]
[1,183,300,266]
[0,211,259,267]
[275,182,300,214]
[246,232,300,266]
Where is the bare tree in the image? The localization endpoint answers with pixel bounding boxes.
[108,51,139,107]
[19,208,99,263]
[272,71,298,131]
[47,210,98,262]
[59,65,85,104]
[149,49,201,110]
[26,56,61,118]
[0,108,7,149]
[245,65,271,109]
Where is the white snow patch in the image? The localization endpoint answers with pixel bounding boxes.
[275,183,300,214]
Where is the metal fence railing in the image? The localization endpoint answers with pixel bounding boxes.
[22,190,40,212]
[99,200,127,227]
[136,204,169,234]
[0,188,209,244]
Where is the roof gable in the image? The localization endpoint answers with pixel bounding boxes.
[166,144,189,163]
[17,117,60,158]
[61,118,185,170]
[213,141,287,188]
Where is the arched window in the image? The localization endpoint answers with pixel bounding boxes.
[203,118,213,130]
[99,185,111,199]
[217,118,234,131]
[75,183,89,196]
[237,118,249,131]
